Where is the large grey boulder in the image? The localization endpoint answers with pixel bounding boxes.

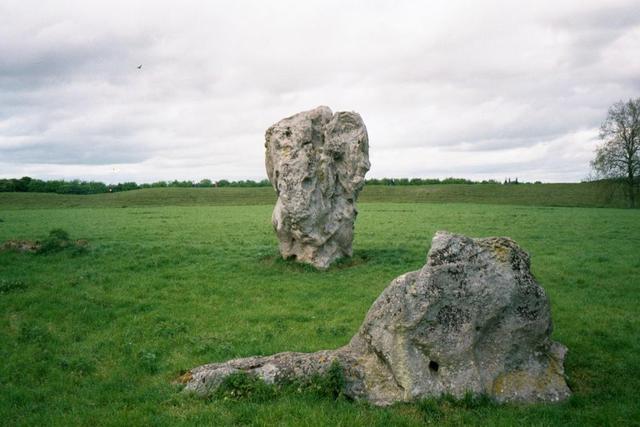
[264,106,370,269]
[183,231,570,405]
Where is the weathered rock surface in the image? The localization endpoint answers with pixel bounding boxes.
[184,231,570,405]
[264,106,370,269]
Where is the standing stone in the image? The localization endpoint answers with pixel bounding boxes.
[183,231,571,405]
[264,106,370,269]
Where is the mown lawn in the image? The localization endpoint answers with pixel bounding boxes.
[0,197,638,425]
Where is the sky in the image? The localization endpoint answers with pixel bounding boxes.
[1,0,639,183]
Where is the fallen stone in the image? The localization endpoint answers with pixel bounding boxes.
[264,106,370,269]
[183,231,570,405]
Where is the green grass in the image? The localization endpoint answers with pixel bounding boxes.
[0,181,628,209]
[0,191,639,426]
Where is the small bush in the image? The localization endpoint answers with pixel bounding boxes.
[37,229,72,254]
[35,229,88,255]
[48,229,70,240]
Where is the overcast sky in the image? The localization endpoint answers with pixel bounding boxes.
[1,0,639,183]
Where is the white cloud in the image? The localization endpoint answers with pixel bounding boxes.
[0,0,639,183]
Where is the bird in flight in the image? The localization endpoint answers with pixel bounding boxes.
[137,64,142,69]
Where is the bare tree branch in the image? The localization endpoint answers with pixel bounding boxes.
[592,98,640,208]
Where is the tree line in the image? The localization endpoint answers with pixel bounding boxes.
[365,177,503,185]
[0,177,273,194]
[0,176,529,195]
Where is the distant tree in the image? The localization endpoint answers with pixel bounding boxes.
[442,177,473,184]
[14,176,32,192]
[198,179,212,187]
[113,182,139,192]
[27,179,47,192]
[592,98,640,208]
[0,179,16,192]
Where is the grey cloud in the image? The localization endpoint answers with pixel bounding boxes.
[554,3,640,31]
[550,3,640,68]
[1,0,639,183]
[0,36,150,92]
[2,137,150,165]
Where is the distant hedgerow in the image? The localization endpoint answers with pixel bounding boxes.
[0,175,518,196]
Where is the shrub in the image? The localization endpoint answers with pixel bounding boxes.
[37,229,72,254]
[0,179,16,192]
[34,229,88,255]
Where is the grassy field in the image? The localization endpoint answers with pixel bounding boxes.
[0,181,628,210]
[0,188,639,426]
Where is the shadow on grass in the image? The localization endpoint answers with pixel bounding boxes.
[257,247,419,272]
